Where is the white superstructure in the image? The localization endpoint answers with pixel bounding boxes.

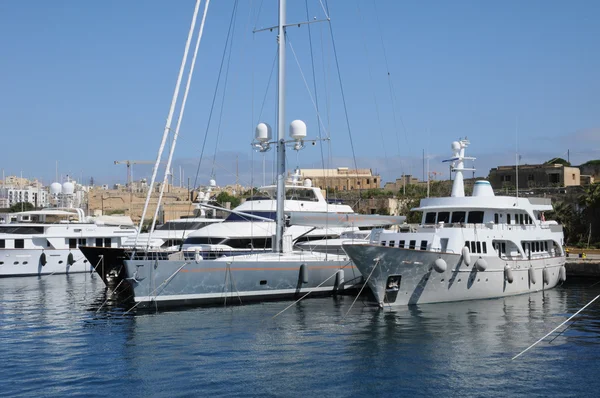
[343,138,567,307]
[180,177,357,258]
[0,193,137,277]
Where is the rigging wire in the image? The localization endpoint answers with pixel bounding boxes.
[355,1,388,163]
[372,0,411,180]
[323,0,362,205]
[210,3,240,178]
[190,0,239,196]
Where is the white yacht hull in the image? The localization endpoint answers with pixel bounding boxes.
[343,244,566,307]
[123,252,363,308]
[0,249,92,277]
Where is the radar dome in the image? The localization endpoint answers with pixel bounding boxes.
[62,182,75,194]
[50,182,62,195]
[209,179,216,187]
[289,120,307,140]
[472,180,494,197]
[303,178,312,187]
[255,123,272,143]
[451,141,461,152]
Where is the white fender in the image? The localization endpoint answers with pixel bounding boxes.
[504,265,514,283]
[559,265,567,282]
[194,248,202,263]
[462,246,471,266]
[543,268,550,285]
[475,257,487,272]
[529,266,537,284]
[433,258,447,273]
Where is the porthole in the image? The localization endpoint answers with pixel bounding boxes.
[14,261,19,265]
[84,260,88,263]
[0,261,4,265]
[59,261,63,264]
[259,280,267,285]
[23,261,28,265]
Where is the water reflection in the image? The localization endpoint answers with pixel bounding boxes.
[1,275,600,396]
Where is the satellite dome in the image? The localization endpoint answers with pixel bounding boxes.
[255,122,272,143]
[62,182,75,194]
[50,182,62,195]
[451,141,461,152]
[303,178,312,188]
[209,179,217,187]
[289,120,307,140]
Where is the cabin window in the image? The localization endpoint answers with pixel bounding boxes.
[536,242,540,252]
[104,238,112,248]
[78,238,86,246]
[471,241,476,253]
[544,241,548,251]
[437,212,450,223]
[467,211,484,224]
[0,239,4,248]
[420,240,427,250]
[69,239,77,249]
[15,239,24,249]
[507,214,511,224]
[96,238,103,247]
[398,240,405,248]
[451,211,466,223]
[520,214,524,225]
[482,242,487,254]
[409,240,416,249]
[476,241,481,254]
[494,213,499,224]
[381,241,387,247]
[389,241,395,248]
[424,212,436,224]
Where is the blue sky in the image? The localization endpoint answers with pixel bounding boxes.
[0,0,598,188]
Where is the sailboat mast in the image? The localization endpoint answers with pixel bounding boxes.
[274,0,286,253]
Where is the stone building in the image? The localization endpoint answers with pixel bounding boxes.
[296,167,380,191]
[383,175,421,191]
[488,163,581,190]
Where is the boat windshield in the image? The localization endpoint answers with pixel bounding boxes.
[0,226,45,234]
[243,187,318,202]
[155,221,211,231]
[224,211,276,222]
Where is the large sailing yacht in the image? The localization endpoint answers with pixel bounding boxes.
[121,0,404,309]
[343,138,567,307]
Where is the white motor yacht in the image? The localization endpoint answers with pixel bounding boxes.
[343,138,567,308]
[0,208,136,277]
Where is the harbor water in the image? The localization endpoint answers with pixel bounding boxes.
[1,274,600,397]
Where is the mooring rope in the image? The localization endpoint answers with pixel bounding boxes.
[512,294,600,360]
[272,270,340,319]
[123,261,190,315]
[343,258,381,319]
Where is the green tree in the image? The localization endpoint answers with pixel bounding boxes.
[9,202,34,212]
[215,192,241,208]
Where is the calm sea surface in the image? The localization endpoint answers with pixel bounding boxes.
[1,273,600,397]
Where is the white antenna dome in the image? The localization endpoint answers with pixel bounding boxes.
[451,141,461,152]
[303,178,312,187]
[209,179,216,187]
[289,120,307,140]
[50,182,62,195]
[472,180,495,197]
[62,182,75,194]
[255,122,272,143]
